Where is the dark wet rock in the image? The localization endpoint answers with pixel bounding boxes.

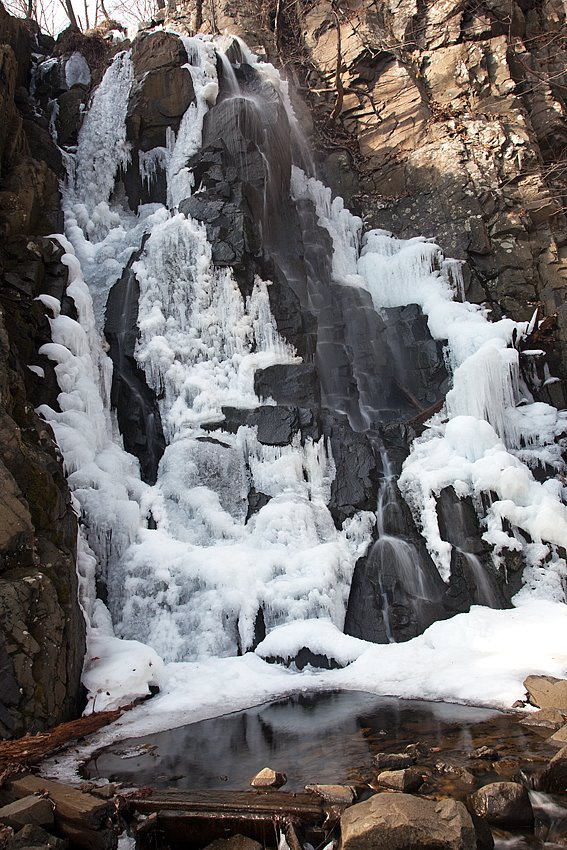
[0,243,84,739]
[541,744,567,792]
[0,796,54,830]
[255,364,320,408]
[261,648,342,671]
[444,548,509,614]
[219,405,300,446]
[345,535,447,644]
[180,185,260,270]
[469,781,534,827]
[374,753,416,771]
[56,86,87,147]
[339,793,477,850]
[320,413,378,526]
[105,266,165,485]
[131,30,188,75]
[204,837,263,850]
[375,768,424,792]
[469,746,501,760]
[127,66,194,152]
[6,823,67,849]
[245,488,271,522]
[437,488,488,556]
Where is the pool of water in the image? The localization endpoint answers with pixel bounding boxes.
[82,690,557,793]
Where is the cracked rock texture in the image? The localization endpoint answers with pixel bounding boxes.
[176,0,567,401]
[0,3,85,737]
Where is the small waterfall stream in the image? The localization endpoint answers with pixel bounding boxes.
[33,30,567,716]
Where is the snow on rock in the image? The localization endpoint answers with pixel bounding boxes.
[82,633,164,714]
[255,618,370,666]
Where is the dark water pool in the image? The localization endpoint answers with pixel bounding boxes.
[82,690,557,793]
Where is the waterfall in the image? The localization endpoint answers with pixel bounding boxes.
[36,30,567,717]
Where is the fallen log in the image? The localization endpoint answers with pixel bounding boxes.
[129,790,338,850]
[128,789,325,819]
[0,710,123,776]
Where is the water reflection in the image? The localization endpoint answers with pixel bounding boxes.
[83,690,552,792]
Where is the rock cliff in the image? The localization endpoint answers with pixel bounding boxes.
[175,0,567,401]
[0,4,85,737]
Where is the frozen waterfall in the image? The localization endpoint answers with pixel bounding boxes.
[35,30,567,720]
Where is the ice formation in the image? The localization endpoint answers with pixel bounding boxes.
[34,32,567,722]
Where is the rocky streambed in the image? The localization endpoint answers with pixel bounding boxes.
[1,677,567,850]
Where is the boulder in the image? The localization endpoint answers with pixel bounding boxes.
[250,768,287,789]
[375,769,424,793]
[469,781,534,827]
[339,793,477,850]
[0,795,54,830]
[524,676,567,711]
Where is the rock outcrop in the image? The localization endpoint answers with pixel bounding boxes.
[177,0,567,401]
[0,3,86,737]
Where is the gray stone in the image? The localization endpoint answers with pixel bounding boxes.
[469,781,534,827]
[254,364,320,408]
[374,753,415,771]
[375,768,424,792]
[305,785,356,804]
[519,707,567,733]
[339,793,477,850]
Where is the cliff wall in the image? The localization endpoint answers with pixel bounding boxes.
[0,3,85,738]
[175,0,567,402]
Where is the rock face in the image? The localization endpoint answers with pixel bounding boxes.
[542,744,567,791]
[190,0,567,405]
[339,792,477,850]
[0,4,86,736]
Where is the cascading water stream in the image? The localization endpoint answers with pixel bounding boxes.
[34,29,567,716]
